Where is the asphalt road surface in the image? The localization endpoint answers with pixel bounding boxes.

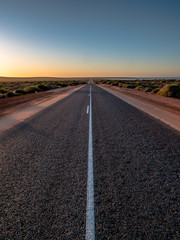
[1,84,180,239]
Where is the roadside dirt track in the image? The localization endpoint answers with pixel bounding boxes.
[100,85,180,114]
[100,84,180,132]
[0,86,81,118]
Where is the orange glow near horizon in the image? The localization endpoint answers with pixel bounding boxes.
[0,37,180,79]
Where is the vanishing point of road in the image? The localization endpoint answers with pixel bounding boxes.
[1,84,180,239]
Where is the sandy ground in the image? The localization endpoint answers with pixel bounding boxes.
[99,84,180,132]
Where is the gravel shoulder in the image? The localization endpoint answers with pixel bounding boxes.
[0,86,83,118]
[100,84,180,113]
[100,84,180,132]
[0,86,84,134]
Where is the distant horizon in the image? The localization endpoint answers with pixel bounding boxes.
[1,76,180,80]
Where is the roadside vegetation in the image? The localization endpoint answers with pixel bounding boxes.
[0,80,86,98]
[94,79,180,99]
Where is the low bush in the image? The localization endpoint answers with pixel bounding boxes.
[15,89,27,95]
[36,84,50,91]
[55,82,68,87]
[151,88,160,94]
[102,80,107,84]
[106,81,112,85]
[151,88,160,93]
[23,86,41,93]
[95,79,180,98]
[157,84,180,98]
[135,86,143,91]
[122,84,136,89]
[0,80,86,98]
[69,81,79,86]
[127,84,136,89]
[144,87,153,92]
[111,82,118,86]
[122,84,128,88]
[0,88,8,94]
[134,81,141,85]
[6,91,16,97]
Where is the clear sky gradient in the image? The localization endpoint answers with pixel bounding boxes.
[0,0,180,77]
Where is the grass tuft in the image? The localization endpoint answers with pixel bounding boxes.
[157,84,180,98]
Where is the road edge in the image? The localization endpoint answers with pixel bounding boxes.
[0,85,85,134]
[98,85,180,132]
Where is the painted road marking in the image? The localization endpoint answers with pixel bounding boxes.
[86,105,89,114]
[86,85,95,240]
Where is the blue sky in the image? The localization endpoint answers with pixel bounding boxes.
[0,0,180,77]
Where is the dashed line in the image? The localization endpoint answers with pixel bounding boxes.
[86,105,89,114]
[86,85,95,240]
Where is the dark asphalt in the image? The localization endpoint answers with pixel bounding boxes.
[0,85,89,239]
[92,85,180,240]
[1,84,180,239]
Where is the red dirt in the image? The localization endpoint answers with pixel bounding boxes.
[101,85,180,116]
[0,86,77,118]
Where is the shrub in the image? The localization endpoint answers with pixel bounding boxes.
[23,86,41,93]
[135,86,143,91]
[36,84,50,91]
[127,84,136,89]
[160,80,167,84]
[144,87,152,92]
[151,84,160,89]
[111,82,118,86]
[135,81,141,85]
[55,82,68,87]
[157,84,180,98]
[15,89,26,95]
[106,81,111,85]
[151,88,160,94]
[174,82,180,86]
[6,91,16,97]
[122,84,136,88]
[69,81,79,86]
[141,84,148,88]
[0,88,8,94]
[122,84,128,88]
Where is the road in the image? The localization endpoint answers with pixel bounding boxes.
[1,84,180,239]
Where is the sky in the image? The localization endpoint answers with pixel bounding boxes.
[0,0,180,77]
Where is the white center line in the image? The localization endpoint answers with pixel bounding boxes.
[86,105,89,114]
[86,85,95,240]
